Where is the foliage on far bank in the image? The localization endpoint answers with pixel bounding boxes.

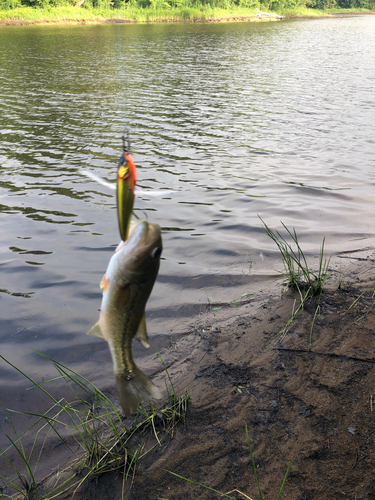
[0,0,374,21]
[0,4,296,23]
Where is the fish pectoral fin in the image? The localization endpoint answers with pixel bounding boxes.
[100,273,110,292]
[135,314,150,349]
[87,321,105,339]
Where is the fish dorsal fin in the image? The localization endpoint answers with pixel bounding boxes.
[87,321,105,339]
[135,314,150,349]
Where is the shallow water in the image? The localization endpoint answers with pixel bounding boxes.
[1,14,375,471]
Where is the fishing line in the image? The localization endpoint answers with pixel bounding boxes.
[116,24,130,150]
[115,24,137,241]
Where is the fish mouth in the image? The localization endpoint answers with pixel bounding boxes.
[125,219,162,259]
[128,219,160,243]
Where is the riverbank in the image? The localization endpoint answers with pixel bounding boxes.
[2,252,375,499]
[2,5,372,27]
[76,252,375,499]
[128,251,375,500]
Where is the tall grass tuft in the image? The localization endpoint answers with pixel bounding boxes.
[260,218,332,343]
[260,217,331,296]
[0,351,188,499]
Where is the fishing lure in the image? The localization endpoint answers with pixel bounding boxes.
[80,140,174,239]
[117,150,137,241]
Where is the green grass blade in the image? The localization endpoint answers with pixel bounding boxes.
[5,435,38,499]
[156,350,176,404]
[0,471,25,498]
[348,288,369,310]
[276,459,293,500]
[310,304,320,346]
[245,425,263,500]
[0,355,60,405]
[168,471,236,499]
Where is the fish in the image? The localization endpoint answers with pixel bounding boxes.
[87,218,163,416]
[117,151,137,241]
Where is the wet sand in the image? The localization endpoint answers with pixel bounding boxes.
[12,251,375,500]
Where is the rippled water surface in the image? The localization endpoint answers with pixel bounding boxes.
[1,15,375,459]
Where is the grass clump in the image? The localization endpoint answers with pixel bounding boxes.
[260,217,331,296]
[260,217,331,343]
[275,5,328,16]
[169,424,292,499]
[0,351,188,500]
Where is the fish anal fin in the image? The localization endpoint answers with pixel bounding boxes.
[87,321,105,339]
[135,314,150,349]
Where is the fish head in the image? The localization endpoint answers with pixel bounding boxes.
[116,219,162,283]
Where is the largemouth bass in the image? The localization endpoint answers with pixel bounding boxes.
[87,219,163,416]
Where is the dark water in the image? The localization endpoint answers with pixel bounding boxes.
[1,15,375,470]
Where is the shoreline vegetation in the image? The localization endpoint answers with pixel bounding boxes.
[0,5,374,26]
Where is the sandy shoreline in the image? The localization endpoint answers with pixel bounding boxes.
[122,252,375,500]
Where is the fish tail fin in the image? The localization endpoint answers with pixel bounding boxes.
[116,367,162,417]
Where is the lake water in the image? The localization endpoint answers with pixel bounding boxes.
[1,14,375,476]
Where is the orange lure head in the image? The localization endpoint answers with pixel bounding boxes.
[117,152,137,241]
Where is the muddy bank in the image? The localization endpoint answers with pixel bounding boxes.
[5,251,375,500]
[0,18,103,26]
[125,253,375,500]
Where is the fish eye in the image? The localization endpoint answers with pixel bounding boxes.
[151,247,162,259]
